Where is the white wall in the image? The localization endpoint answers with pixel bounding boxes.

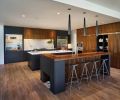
[71,30,77,53]
[0,25,4,64]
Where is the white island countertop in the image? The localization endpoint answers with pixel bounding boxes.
[28,50,73,55]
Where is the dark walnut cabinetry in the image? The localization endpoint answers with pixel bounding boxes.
[24,28,56,39]
[77,22,120,36]
[77,22,120,69]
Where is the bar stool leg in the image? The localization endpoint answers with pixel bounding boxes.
[103,60,110,79]
[90,63,95,80]
[104,61,110,75]
[95,63,99,81]
[98,59,109,80]
[80,63,90,84]
[74,66,80,89]
[102,61,105,80]
[70,68,74,87]
[70,65,79,90]
[90,62,99,81]
[80,64,85,82]
[85,66,89,83]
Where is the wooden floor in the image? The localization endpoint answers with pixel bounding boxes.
[0,62,120,100]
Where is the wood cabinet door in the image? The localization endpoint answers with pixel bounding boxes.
[108,34,120,69]
[24,28,33,39]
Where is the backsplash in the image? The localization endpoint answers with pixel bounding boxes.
[24,39,54,50]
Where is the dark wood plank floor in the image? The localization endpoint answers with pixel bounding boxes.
[0,62,120,100]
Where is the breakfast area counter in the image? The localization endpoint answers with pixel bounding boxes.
[41,52,109,61]
[40,52,110,94]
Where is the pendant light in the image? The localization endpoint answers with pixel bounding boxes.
[96,20,99,36]
[95,15,99,36]
[68,8,71,35]
[83,17,87,36]
[83,12,87,36]
[68,14,71,35]
[67,8,72,44]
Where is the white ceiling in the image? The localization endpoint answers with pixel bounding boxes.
[54,0,120,19]
[86,0,120,12]
[0,0,119,30]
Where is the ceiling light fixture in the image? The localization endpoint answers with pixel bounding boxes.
[68,14,71,35]
[95,15,99,36]
[83,12,87,36]
[21,14,26,18]
[96,20,99,36]
[57,12,60,15]
[68,8,72,35]
[67,8,71,43]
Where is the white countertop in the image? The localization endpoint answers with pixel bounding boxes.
[28,50,73,55]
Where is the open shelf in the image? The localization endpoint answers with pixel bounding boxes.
[97,35,108,52]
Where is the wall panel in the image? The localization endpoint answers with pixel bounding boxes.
[77,35,97,52]
[0,25,4,64]
[108,34,120,69]
[77,22,120,69]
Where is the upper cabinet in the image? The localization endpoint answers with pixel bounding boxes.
[24,28,56,39]
[24,28,33,39]
[77,22,120,36]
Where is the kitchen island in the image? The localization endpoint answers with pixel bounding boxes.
[27,50,73,70]
[40,52,110,94]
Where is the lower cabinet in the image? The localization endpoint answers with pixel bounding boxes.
[4,51,28,64]
[28,54,40,70]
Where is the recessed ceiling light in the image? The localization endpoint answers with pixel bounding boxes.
[57,12,60,15]
[21,14,26,18]
[102,22,105,24]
